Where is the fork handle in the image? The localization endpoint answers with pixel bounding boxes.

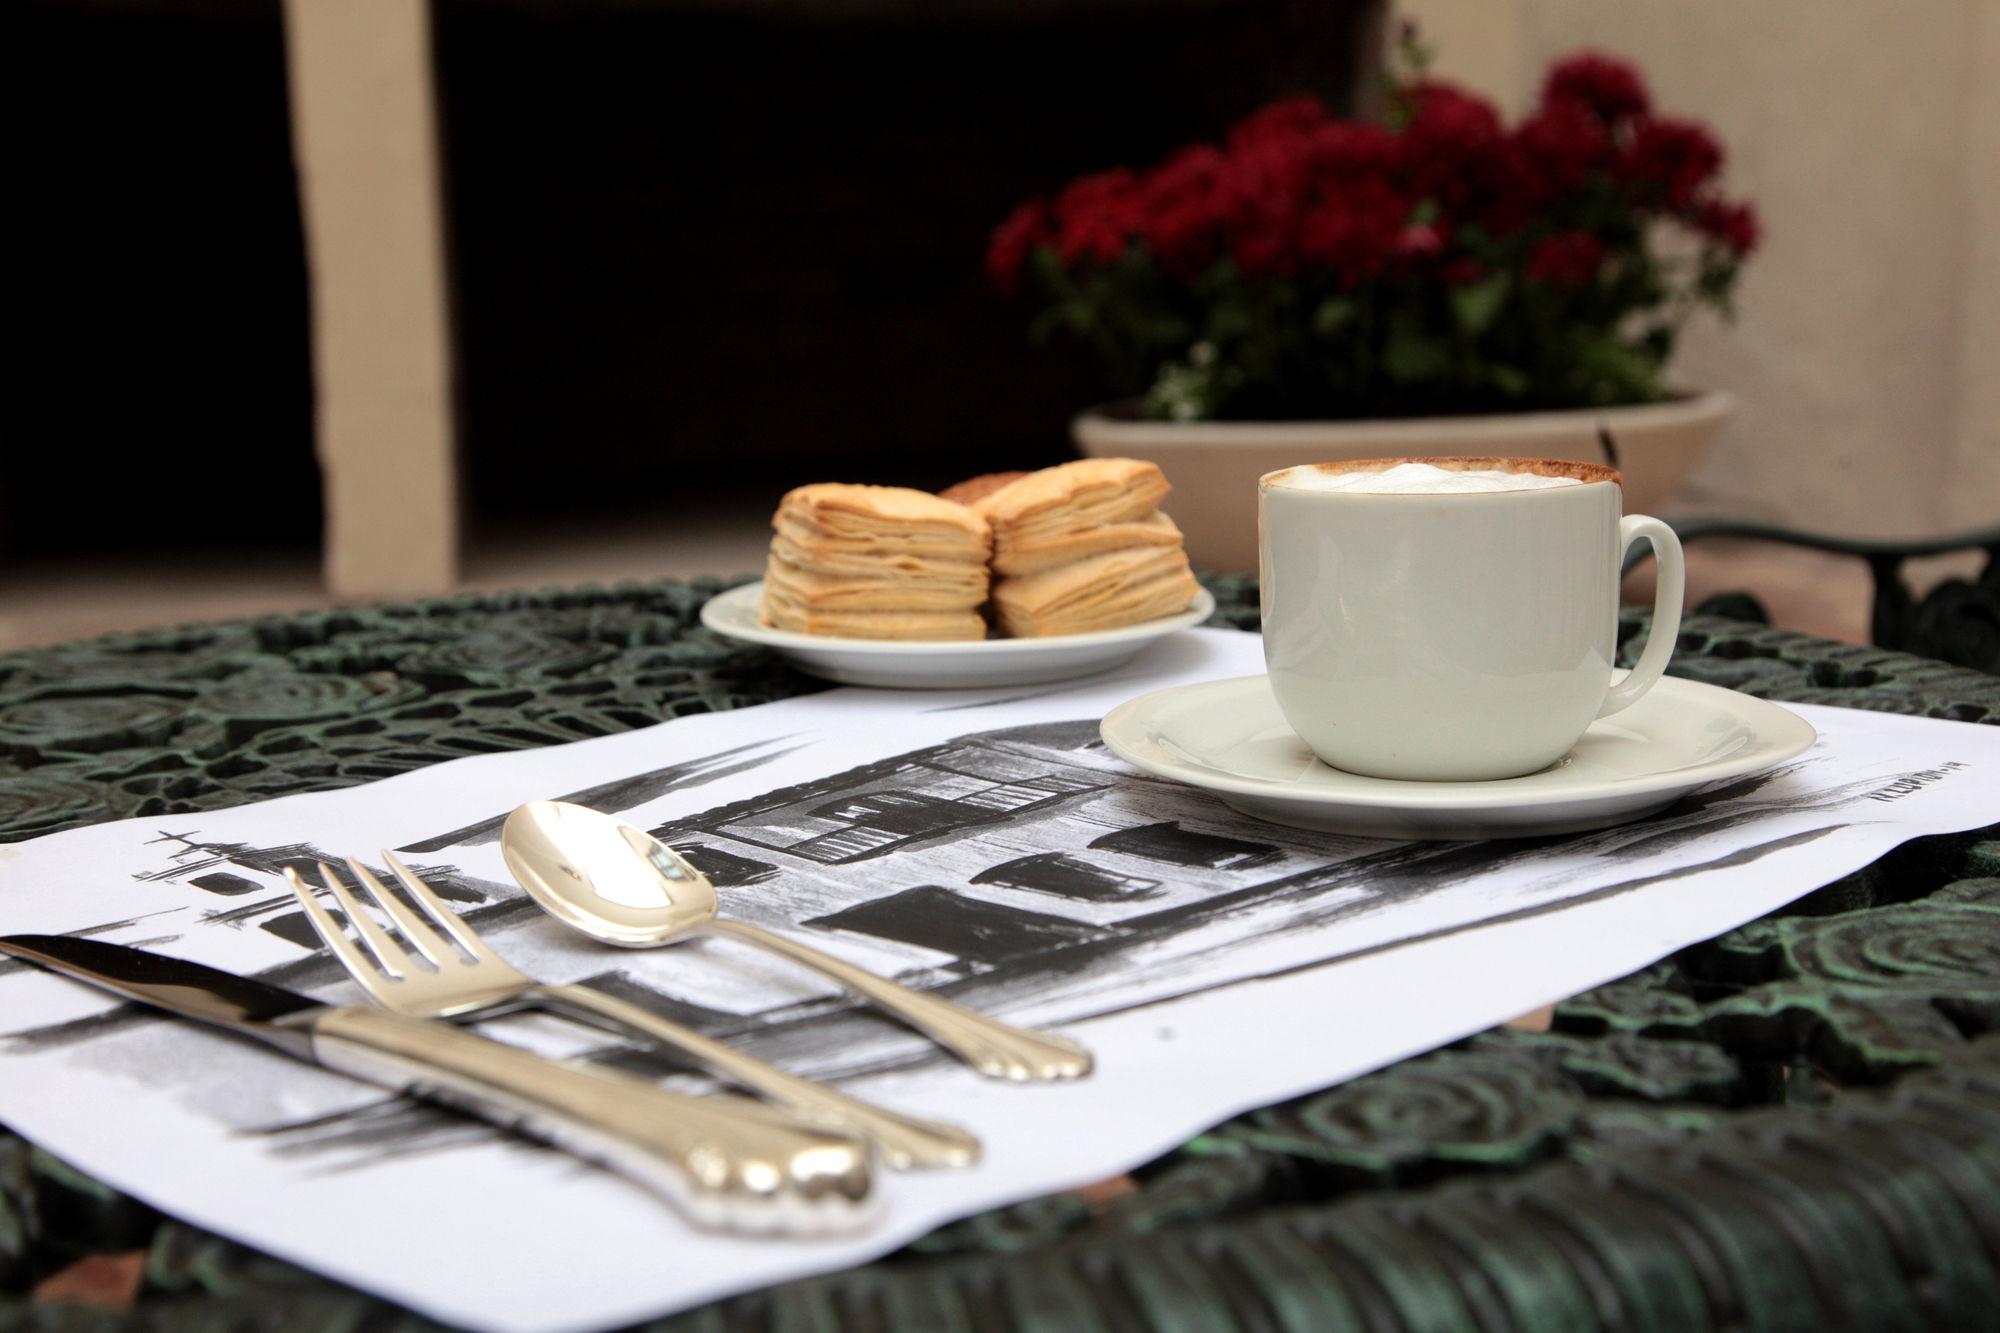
[296,1006,875,1234]
[535,983,980,1171]
[701,919,1094,1083]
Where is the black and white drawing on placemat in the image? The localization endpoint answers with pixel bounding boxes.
[3,713,1929,1168]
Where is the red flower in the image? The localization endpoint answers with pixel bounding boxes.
[1696,197,1761,254]
[1400,80,1505,206]
[1620,117,1723,208]
[1052,168,1141,266]
[1138,146,1231,275]
[1228,95,1330,153]
[982,56,1756,420]
[1393,222,1446,261]
[1307,121,1400,179]
[1217,116,1321,278]
[1525,230,1606,287]
[1225,120,1405,281]
[1228,203,1300,280]
[1542,52,1650,124]
[1297,178,1408,288]
[1470,141,1538,237]
[1407,81,1503,143]
[1439,254,1485,287]
[986,200,1049,296]
[1513,97,1612,204]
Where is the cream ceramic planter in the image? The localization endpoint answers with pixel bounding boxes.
[1073,391,1732,573]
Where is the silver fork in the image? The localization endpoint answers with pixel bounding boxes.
[282,852,980,1170]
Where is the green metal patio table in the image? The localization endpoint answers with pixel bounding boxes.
[3,574,1998,1330]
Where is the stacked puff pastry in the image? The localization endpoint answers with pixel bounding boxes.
[758,484,991,640]
[974,459,1199,637]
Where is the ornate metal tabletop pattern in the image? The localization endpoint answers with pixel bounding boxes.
[3,577,1998,1329]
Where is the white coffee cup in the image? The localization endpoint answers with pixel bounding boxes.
[1258,457,1685,782]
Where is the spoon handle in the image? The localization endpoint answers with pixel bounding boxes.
[704,919,1094,1082]
[535,982,982,1171]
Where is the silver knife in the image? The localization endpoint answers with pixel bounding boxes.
[0,934,875,1234]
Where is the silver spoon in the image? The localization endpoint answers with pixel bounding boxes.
[500,800,1093,1082]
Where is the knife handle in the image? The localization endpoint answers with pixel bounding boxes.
[298,1007,876,1234]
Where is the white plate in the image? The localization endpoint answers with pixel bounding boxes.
[700,582,1217,689]
[1100,673,1819,840]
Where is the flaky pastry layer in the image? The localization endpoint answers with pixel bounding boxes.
[990,544,1198,638]
[992,511,1184,576]
[974,458,1171,557]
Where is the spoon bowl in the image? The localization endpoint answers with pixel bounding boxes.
[502,799,712,947]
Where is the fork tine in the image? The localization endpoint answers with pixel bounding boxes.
[313,861,412,979]
[346,856,455,966]
[380,850,499,964]
[282,866,402,986]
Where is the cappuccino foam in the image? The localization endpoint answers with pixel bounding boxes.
[1285,462,1585,495]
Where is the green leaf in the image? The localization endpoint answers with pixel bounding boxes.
[1144,360,1211,422]
[1486,363,1530,397]
[1570,332,1665,403]
[1638,323,1676,363]
[1028,246,1067,289]
[1382,311,1452,384]
[1313,297,1360,338]
[1205,294,1258,344]
[1449,275,1510,337]
[1025,308,1059,343]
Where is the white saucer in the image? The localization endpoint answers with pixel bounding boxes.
[700,582,1217,689]
[1099,674,1819,840]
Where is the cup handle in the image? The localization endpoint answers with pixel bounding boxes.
[1598,514,1684,718]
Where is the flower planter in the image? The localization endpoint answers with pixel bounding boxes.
[1073,390,1732,573]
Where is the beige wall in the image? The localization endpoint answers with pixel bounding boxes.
[1404,0,2000,539]
[284,0,458,597]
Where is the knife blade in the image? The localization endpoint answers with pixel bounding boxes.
[0,934,875,1234]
